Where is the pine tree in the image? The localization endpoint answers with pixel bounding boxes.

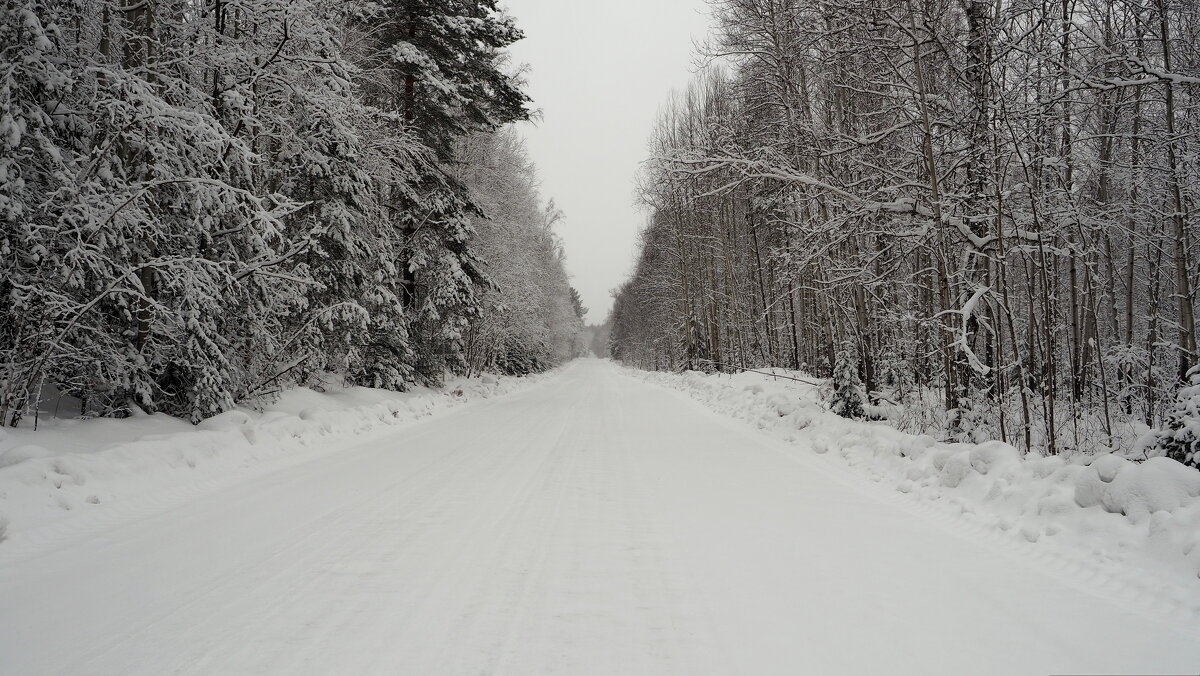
[351,0,532,385]
[829,342,866,420]
[375,0,530,160]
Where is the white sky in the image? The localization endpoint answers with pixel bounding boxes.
[502,0,712,323]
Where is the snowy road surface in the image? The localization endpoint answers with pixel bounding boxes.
[1,359,1197,675]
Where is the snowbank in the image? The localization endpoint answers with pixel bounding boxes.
[622,365,1200,606]
[0,373,549,546]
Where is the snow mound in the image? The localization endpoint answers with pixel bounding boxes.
[969,441,1022,476]
[0,444,53,469]
[1076,456,1200,521]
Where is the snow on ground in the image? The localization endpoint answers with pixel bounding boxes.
[623,364,1200,615]
[0,371,548,546]
[0,359,1197,675]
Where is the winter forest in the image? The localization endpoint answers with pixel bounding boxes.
[0,0,584,427]
[5,0,1200,672]
[608,0,1200,466]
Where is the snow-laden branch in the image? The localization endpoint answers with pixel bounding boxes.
[660,155,856,200]
[655,154,1044,251]
[860,198,1043,251]
[934,286,992,377]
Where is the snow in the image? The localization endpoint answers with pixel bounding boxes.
[1076,456,1200,520]
[0,359,1197,675]
[624,364,1200,599]
[0,372,551,542]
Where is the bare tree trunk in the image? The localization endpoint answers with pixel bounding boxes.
[1155,0,1197,381]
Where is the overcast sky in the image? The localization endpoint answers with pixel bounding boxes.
[502,0,712,323]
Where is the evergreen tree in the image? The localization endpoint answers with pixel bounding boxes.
[829,342,866,420]
[351,0,533,385]
[1155,366,1200,469]
[0,0,576,427]
[0,2,73,425]
[3,0,302,422]
[375,0,530,160]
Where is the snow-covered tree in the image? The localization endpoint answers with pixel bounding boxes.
[2,0,305,422]
[1155,366,1200,469]
[348,0,533,385]
[456,130,582,376]
[372,0,530,160]
[0,1,80,426]
[608,0,1200,460]
[828,342,866,420]
[0,0,571,427]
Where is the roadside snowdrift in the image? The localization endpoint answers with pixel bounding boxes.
[624,365,1200,614]
[0,373,547,546]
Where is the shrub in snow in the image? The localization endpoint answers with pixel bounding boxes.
[828,342,866,419]
[876,349,914,399]
[1153,365,1200,469]
[949,386,994,444]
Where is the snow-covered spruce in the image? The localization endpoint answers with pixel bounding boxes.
[828,342,866,419]
[1,1,580,429]
[1155,365,1200,469]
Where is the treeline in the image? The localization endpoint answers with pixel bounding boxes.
[0,0,581,425]
[458,130,585,375]
[610,0,1200,460]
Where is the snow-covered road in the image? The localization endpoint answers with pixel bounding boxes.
[1,359,1197,675]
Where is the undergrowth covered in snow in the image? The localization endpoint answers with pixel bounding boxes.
[624,364,1200,608]
[0,372,547,544]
